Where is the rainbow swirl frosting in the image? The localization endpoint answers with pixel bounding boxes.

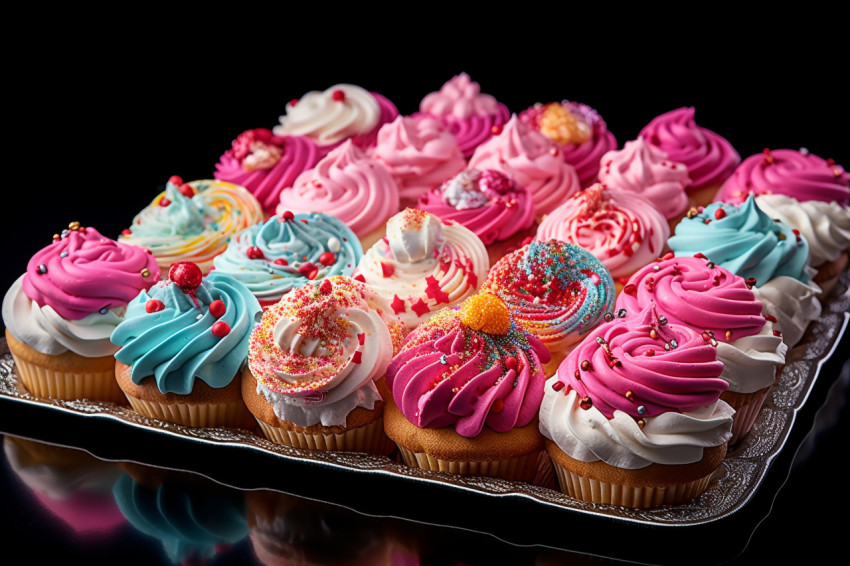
[385,292,551,438]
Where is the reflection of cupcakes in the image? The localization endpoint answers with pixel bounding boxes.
[213,128,320,215]
[276,140,400,251]
[383,291,551,482]
[111,261,262,428]
[518,100,618,188]
[2,222,161,402]
[212,211,362,309]
[119,176,264,275]
[243,276,404,453]
[540,303,733,508]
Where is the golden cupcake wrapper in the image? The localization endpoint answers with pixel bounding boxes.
[124,395,254,429]
[395,445,544,484]
[256,417,394,455]
[12,354,125,404]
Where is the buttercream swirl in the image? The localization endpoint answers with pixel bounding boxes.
[417,168,535,245]
[247,276,404,428]
[111,266,262,395]
[275,140,400,239]
[119,177,264,275]
[482,240,615,352]
[518,100,618,188]
[753,276,822,348]
[539,303,733,469]
[535,184,669,280]
[714,148,850,205]
[214,128,320,215]
[212,212,363,307]
[354,208,488,330]
[639,107,740,191]
[367,115,466,205]
[668,194,811,285]
[468,115,582,217]
[385,294,551,438]
[597,137,691,220]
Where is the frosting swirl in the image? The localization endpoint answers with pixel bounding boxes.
[714,148,850,205]
[111,263,262,394]
[468,115,582,217]
[212,212,363,307]
[275,140,400,239]
[247,276,404,428]
[417,168,535,245]
[535,184,669,280]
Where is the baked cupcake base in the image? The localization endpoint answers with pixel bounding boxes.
[812,250,849,299]
[6,329,125,404]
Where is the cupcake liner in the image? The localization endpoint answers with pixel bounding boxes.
[721,384,774,446]
[123,394,254,429]
[395,445,543,484]
[10,351,124,404]
[256,417,394,455]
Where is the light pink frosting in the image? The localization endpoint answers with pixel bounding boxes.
[367,115,466,205]
[417,168,535,245]
[535,184,670,280]
[468,115,582,217]
[276,140,400,238]
[597,138,692,220]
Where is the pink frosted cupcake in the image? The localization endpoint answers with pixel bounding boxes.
[417,168,536,266]
[272,83,398,157]
[418,72,510,159]
[276,140,400,251]
[638,107,740,207]
[468,115,582,218]
[367,114,466,208]
[213,128,320,216]
[518,100,618,188]
[535,183,670,293]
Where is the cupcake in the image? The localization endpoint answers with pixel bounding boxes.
[367,114,467,208]
[468,115,582,218]
[382,291,552,482]
[481,240,616,375]
[417,168,536,266]
[616,255,788,444]
[353,208,489,333]
[534,183,670,293]
[119,175,264,275]
[596,137,693,232]
[518,100,618,188]
[638,107,740,207]
[713,147,850,296]
[272,83,399,157]
[417,72,511,159]
[213,128,320,216]
[539,302,734,508]
[668,194,822,349]
[110,261,262,428]
[275,140,400,251]
[2,222,161,403]
[212,211,362,309]
[242,276,405,453]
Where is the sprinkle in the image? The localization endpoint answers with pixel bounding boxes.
[658,316,667,326]
[552,380,565,391]
[439,354,448,365]
[357,333,365,345]
[380,262,395,277]
[59,251,68,258]
[159,197,171,207]
[246,246,265,260]
[145,299,165,313]
[579,397,593,410]
[298,262,317,277]
[644,349,655,356]
[504,356,518,371]
[491,399,505,413]
[617,308,628,318]
[211,320,231,337]
[281,210,295,222]
[650,328,658,339]
[623,283,637,296]
[604,312,614,322]
[746,277,757,288]
[318,251,336,266]
[273,258,289,266]
[574,369,581,380]
[580,360,592,371]
[637,405,646,415]
[765,314,778,323]
[36,264,47,274]
[99,307,109,315]
[319,279,333,295]
[352,351,362,364]
[141,268,151,277]
[686,207,699,219]
[714,208,727,220]
[411,298,430,317]
[353,273,366,283]
[391,295,406,314]
[637,418,646,428]
[327,237,341,253]
[209,299,226,318]
[726,330,733,341]
[669,338,678,349]
[331,89,346,102]
[773,330,782,337]
[625,391,635,401]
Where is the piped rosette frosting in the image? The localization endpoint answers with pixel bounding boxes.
[418,72,511,158]
[213,128,320,215]
[2,223,162,357]
[481,240,615,357]
[539,302,733,469]
[275,140,400,242]
[417,168,535,246]
[272,84,399,156]
[354,208,489,331]
[367,114,467,206]
[246,276,404,428]
[212,211,363,308]
[597,137,692,222]
[385,291,551,438]
[111,262,262,395]
[119,176,264,275]
[518,100,618,188]
[534,183,670,283]
[468,115,582,217]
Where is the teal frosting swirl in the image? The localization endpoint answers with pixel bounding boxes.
[111,270,262,394]
[212,212,362,304]
[126,180,215,238]
[668,194,810,285]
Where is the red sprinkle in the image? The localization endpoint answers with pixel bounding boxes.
[298,262,317,276]
[168,175,183,186]
[318,251,336,266]
[178,183,195,198]
[145,299,165,313]
[246,246,265,260]
[579,397,593,410]
[169,262,203,294]
[209,299,226,318]
[764,314,778,323]
[491,399,504,413]
[331,89,346,102]
[380,262,395,278]
[623,283,637,296]
[552,380,565,391]
[714,208,727,220]
[281,210,295,222]
[319,279,333,295]
[273,258,289,266]
[159,198,171,207]
[211,320,231,337]
[504,356,518,371]
[351,350,362,364]
[491,124,503,136]
[354,273,366,283]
